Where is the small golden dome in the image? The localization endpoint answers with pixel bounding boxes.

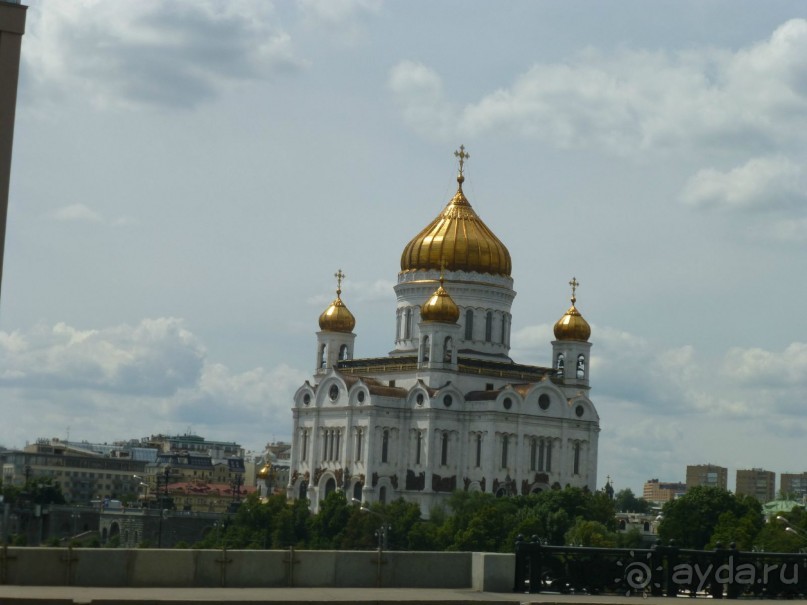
[257,464,271,479]
[421,276,460,323]
[400,147,511,277]
[553,277,591,341]
[318,269,356,333]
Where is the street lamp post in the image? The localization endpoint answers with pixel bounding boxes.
[352,498,391,586]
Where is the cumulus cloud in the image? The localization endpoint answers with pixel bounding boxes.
[298,0,380,45]
[681,156,807,212]
[0,318,308,449]
[47,204,103,223]
[0,318,205,396]
[24,0,306,110]
[389,19,807,154]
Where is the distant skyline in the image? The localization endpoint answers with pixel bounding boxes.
[3,1,807,494]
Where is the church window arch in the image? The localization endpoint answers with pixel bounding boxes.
[577,354,586,379]
[464,309,474,340]
[415,431,423,465]
[530,438,537,471]
[556,353,565,376]
[475,434,482,467]
[546,439,553,472]
[444,336,453,362]
[501,435,509,469]
[298,480,308,500]
[355,428,362,462]
[324,477,336,497]
[440,432,449,466]
[485,311,493,342]
[573,441,581,475]
[339,344,349,361]
[379,486,387,504]
[404,309,412,339]
[319,344,326,368]
[381,430,389,463]
[396,310,402,341]
[421,336,430,362]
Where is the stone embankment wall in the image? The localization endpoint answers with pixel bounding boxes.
[0,548,514,592]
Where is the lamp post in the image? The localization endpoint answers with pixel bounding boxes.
[352,498,391,586]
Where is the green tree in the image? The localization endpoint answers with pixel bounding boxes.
[564,518,616,547]
[658,486,761,549]
[308,491,350,549]
[614,488,650,513]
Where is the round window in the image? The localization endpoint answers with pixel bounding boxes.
[538,393,550,410]
[357,391,365,403]
[303,393,311,406]
[329,385,339,401]
[503,397,512,410]
[416,393,424,405]
[444,394,453,407]
[575,405,584,417]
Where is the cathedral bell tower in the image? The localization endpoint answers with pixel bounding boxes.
[417,266,461,382]
[552,277,592,389]
[315,269,356,375]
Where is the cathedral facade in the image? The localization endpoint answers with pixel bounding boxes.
[288,149,600,514]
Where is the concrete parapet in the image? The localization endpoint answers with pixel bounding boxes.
[472,552,514,592]
[0,547,511,591]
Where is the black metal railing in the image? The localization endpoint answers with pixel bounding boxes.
[514,536,807,598]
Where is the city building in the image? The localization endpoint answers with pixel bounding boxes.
[143,434,244,458]
[643,479,687,503]
[685,464,728,490]
[0,439,148,504]
[735,468,776,502]
[288,148,601,514]
[780,472,807,502]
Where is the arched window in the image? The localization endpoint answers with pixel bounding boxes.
[325,477,336,496]
[422,336,430,362]
[546,439,553,472]
[379,486,387,504]
[416,431,422,465]
[475,434,482,467]
[440,432,449,466]
[577,354,586,379]
[573,441,581,475]
[501,435,509,469]
[396,311,402,341]
[355,428,362,462]
[485,311,493,342]
[501,315,508,345]
[339,344,349,360]
[404,309,412,339]
[301,430,308,462]
[381,430,389,463]
[444,336,453,362]
[299,481,308,500]
[319,344,327,368]
[353,482,363,502]
[556,353,565,376]
[464,309,474,340]
[530,438,537,471]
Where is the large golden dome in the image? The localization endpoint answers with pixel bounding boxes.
[553,278,591,342]
[420,277,460,323]
[400,148,511,276]
[318,270,356,333]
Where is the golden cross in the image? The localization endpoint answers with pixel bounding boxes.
[569,277,579,302]
[335,269,345,295]
[454,145,469,176]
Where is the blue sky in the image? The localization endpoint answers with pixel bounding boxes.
[3,0,807,494]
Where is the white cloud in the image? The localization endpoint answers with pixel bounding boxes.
[47,204,103,223]
[681,156,807,212]
[23,0,306,110]
[298,0,380,45]
[389,61,454,141]
[389,19,807,154]
[0,319,308,450]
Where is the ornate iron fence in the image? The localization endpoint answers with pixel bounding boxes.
[514,536,807,598]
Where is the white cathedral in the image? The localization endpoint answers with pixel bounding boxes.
[288,148,600,514]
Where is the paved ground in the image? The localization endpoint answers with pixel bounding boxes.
[0,586,774,605]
